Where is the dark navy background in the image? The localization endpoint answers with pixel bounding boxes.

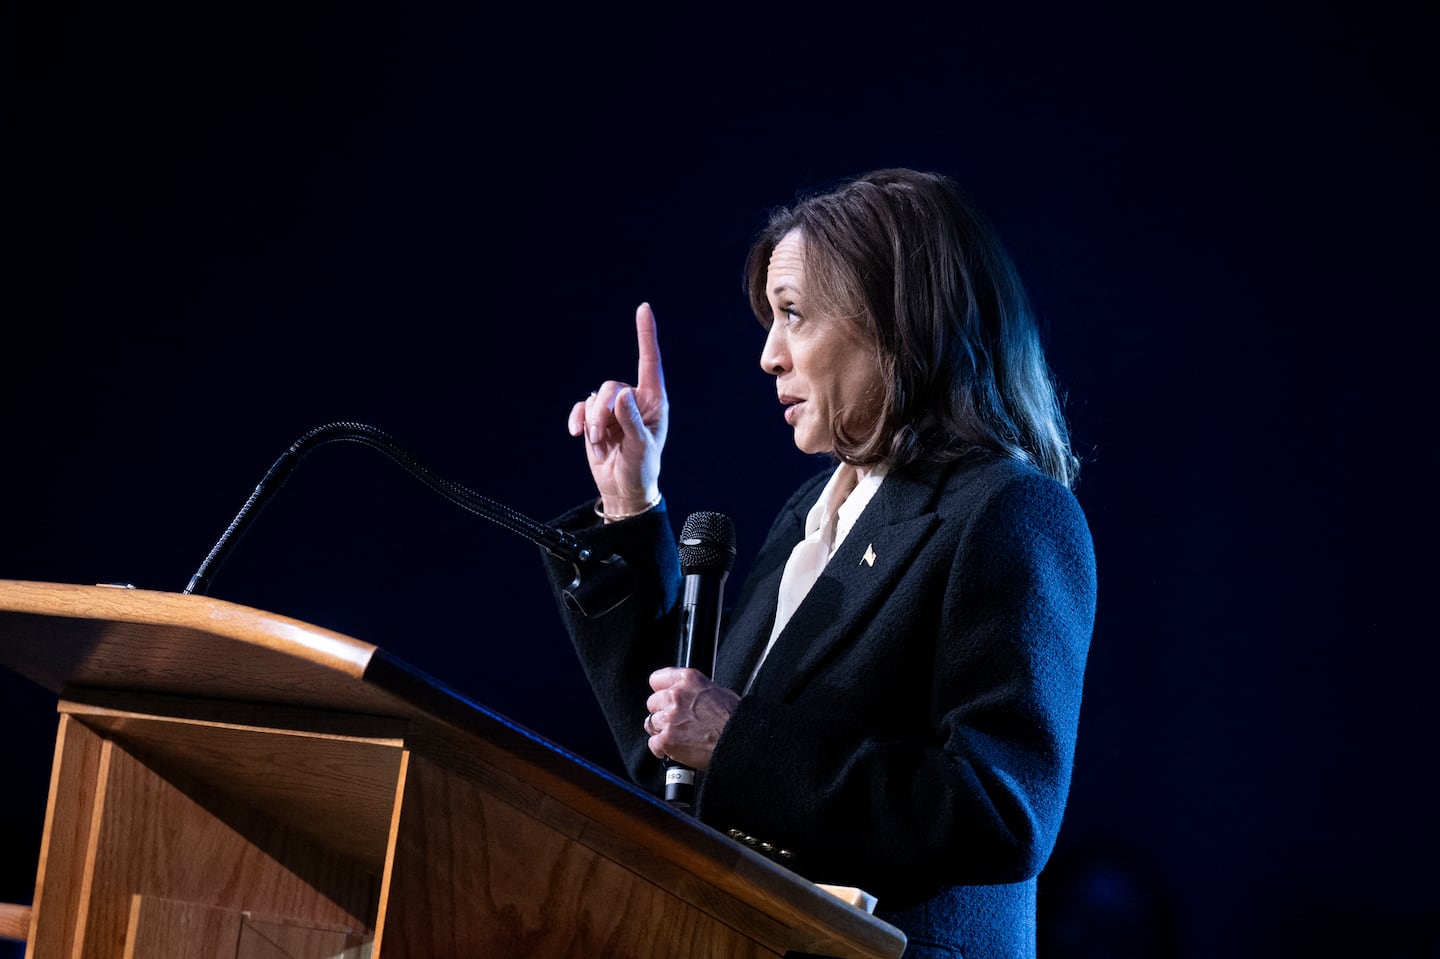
[4,3,1435,955]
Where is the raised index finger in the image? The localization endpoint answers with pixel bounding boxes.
[635,302,665,399]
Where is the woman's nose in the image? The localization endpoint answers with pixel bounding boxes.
[760,324,788,375]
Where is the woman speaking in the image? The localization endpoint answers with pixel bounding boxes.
[544,168,1096,959]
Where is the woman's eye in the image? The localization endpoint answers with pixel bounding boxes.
[783,306,803,325]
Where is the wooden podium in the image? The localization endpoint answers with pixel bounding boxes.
[0,580,905,959]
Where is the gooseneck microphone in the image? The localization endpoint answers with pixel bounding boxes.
[182,421,634,617]
[664,510,737,809]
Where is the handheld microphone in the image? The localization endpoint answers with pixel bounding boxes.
[664,510,736,809]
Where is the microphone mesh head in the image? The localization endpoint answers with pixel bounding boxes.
[679,511,737,574]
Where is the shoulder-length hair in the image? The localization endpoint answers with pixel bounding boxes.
[745,168,1080,488]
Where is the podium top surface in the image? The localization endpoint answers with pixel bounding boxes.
[0,579,389,712]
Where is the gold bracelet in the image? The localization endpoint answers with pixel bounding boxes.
[594,492,662,522]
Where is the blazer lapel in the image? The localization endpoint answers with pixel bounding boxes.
[713,502,805,691]
[744,465,945,702]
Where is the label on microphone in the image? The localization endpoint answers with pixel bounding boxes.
[665,767,696,786]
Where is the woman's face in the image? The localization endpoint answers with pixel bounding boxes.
[760,231,884,455]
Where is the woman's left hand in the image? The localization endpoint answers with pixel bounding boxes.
[644,667,740,770]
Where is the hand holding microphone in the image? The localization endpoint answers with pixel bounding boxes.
[646,511,738,809]
[645,670,740,765]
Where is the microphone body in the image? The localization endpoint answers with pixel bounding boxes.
[664,511,736,809]
[675,569,725,678]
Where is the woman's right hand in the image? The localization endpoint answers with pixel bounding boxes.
[567,303,669,519]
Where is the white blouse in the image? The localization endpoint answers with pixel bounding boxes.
[743,462,888,692]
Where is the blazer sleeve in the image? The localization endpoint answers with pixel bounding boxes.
[539,498,682,793]
[696,468,1097,897]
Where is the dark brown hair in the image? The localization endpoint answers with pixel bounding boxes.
[745,168,1080,488]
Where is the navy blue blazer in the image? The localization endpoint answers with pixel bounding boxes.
[545,455,1096,959]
